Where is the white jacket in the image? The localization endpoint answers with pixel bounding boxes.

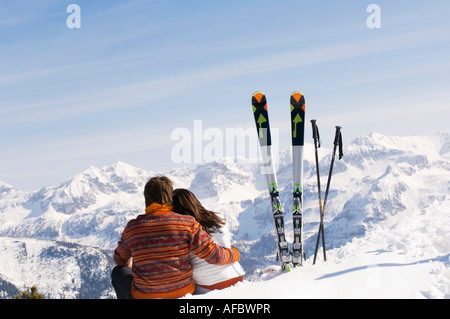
[190,223,245,286]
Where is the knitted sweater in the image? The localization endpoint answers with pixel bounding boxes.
[113,204,239,298]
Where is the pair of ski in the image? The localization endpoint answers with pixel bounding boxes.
[310,120,343,265]
[252,91,305,272]
[252,91,344,271]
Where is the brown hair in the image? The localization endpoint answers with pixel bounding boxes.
[172,188,225,234]
[144,176,173,207]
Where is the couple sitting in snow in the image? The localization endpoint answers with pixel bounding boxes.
[111,176,245,299]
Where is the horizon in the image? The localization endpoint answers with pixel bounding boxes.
[1,1,450,191]
[2,129,449,192]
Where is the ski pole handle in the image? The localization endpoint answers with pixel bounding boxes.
[311,119,321,147]
[311,120,318,139]
[333,126,343,160]
[333,126,342,145]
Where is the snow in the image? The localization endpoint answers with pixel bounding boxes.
[0,237,115,299]
[0,131,449,299]
[187,199,450,299]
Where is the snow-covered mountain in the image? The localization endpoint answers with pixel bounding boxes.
[0,132,449,298]
[0,237,114,299]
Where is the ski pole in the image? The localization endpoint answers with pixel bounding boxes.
[313,125,343,264]
[311,120,323,265]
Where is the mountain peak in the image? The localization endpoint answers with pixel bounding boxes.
[102,161,146,178]
[0,181,18,199]
[110,160,138,170]
[350,131,450,159]
[0,180,16,191]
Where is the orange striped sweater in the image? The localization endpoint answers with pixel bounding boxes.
[113,203,240,299]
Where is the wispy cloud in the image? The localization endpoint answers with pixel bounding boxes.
[0,16,30,28]
[2,24,449,126]
[0,64,75,87]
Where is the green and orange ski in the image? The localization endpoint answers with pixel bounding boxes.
[252,91,292,272]
[290,91,306,266]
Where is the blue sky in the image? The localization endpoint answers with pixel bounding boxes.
[1,0,450,190]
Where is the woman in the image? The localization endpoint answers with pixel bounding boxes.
[172,188,245,294]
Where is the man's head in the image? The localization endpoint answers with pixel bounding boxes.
[143,176,173,207]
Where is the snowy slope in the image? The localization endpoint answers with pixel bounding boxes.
[187,198,450,299]
[0,132,449,298]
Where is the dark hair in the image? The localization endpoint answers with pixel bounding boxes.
[172,188,225,234]
[144,176,173,207]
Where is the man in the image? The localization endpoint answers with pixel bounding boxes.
[111,176,240,299]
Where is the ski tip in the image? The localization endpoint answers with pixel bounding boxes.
[252,91,265,103]
[291,91,303,101]
[252,91,268,112]
[290,91,305,111]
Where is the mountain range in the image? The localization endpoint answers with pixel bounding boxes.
[0,131,449,298]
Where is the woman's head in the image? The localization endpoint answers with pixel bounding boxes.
[172,188,225,234]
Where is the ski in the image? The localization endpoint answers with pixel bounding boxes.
[290,91,306,267]
[252,91,292,272]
